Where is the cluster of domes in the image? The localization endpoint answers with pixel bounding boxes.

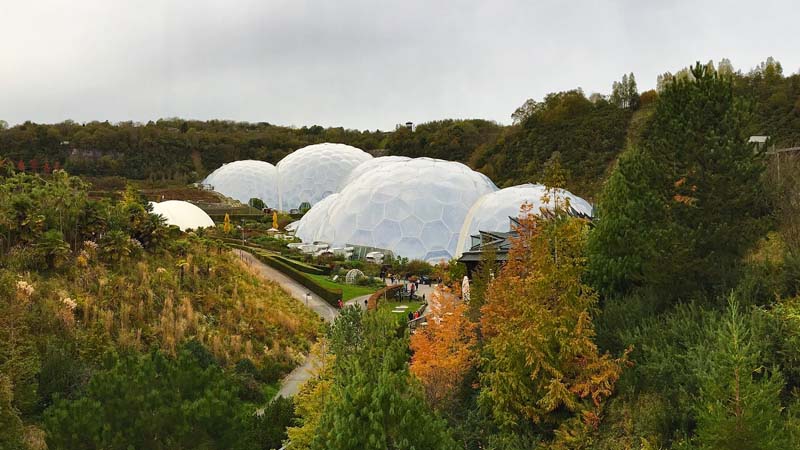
[204,142,593,262]
[203,143,370,210]
[292,156,592,262]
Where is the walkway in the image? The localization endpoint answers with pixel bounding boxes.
[233,249,338,397]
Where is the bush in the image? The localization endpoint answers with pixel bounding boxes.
[44,346,249,450]
[250,252,342,306]
[247,396,296,450]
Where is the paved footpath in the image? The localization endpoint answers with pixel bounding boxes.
[233,249,339,397]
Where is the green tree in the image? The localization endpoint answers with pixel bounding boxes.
[0,376,25,450]
[311,308,457,450]
[588,62,768,301]
[248,197,266,210]
[691,299,794,450]
[44,346,248,450]
[35,229,70,270]
[98,230,131,264]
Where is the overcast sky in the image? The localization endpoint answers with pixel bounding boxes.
[0,0,796,131]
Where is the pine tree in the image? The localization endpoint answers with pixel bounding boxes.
[312,308,457,450]
[691,299,792,450]
[588,62,768,301]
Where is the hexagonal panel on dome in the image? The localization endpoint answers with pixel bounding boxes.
[456,183,593,255]
[202,160,279,208]
[339,156,410,189]
[293,157,497,262]
[277,143,372,211]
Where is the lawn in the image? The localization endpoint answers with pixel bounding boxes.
[308,274,380,301]
[378,298,424,325]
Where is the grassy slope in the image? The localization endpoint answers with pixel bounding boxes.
[601,103,656,183]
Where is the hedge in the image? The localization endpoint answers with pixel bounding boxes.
[235,249,342,306]
[273,255,329,275]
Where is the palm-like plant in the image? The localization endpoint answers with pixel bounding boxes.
[35,229,70,269]
[99,230,132,264]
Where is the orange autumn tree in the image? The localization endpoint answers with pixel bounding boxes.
[479,204,629,446]
[410,285,477,411]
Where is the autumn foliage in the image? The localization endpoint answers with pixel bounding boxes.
[410,285,477,410]
[479,206,629,443]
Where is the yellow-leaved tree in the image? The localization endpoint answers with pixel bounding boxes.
[223,213,232,234]
[479,204,629,448]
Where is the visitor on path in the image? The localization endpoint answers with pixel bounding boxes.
[407,311,414,322]
[413,311,419,320]
[305,292,311,306]
[422,293,426,303]
[337,299,343,309]
[364,298,368,309]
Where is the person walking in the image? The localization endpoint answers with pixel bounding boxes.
[337,299,343,309]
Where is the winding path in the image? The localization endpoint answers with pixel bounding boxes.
[234,249,339,397]
[234,249,435,397]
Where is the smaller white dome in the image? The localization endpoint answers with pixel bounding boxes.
[150,201,215,231]
[203,160,279,208]
[456,184,593,254]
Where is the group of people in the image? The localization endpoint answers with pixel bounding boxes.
[406,309,422,322]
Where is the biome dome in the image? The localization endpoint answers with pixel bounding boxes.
[293,193,339,243]
[202,160,279,208]
[277,143,372,211]
[339,156,411,189]
[456,183,593,254]
[305,158,497,262]
[150,201,215,231]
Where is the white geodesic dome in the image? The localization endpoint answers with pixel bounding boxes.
[339,156,411,189]
[202,160,279,208]
[308,158,498,262]
[277,143,372,211]
[150,201,215,231]
[345,269,365,284]
[293,193,339,243]
[455,183,593,254]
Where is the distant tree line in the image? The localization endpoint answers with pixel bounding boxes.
[1,57,797,199]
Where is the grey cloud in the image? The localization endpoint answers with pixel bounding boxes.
[0,0,797,130]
